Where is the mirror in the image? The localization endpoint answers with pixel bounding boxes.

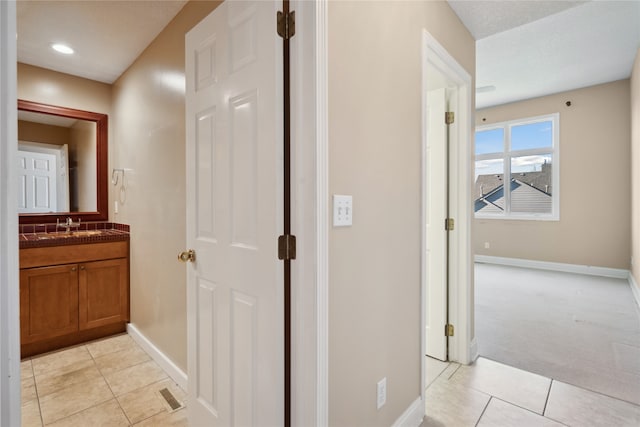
[18,99,108,224]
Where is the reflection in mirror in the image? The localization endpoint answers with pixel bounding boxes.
[18,100,108,224]
[18,111,97,213]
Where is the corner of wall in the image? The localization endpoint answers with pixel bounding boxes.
[631,48,640,282]
[629,272,640,311]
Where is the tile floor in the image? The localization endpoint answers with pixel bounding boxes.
[22,334,640,426]
[20,334,187,427]
[424,356,640,427]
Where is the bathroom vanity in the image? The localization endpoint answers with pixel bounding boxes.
[19,225,130,357]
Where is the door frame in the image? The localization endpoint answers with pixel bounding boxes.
[420,29,473,396]
[0,1,21,425]
[291,0,328,424]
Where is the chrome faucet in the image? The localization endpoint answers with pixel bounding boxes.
[57,217,81,234]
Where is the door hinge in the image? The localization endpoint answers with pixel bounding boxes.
[277,10,295,40]
[445,324,454,337]
[445,112,455,125]
[445,218,455,231]
[278,234,297,260]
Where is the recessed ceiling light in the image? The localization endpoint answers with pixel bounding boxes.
[51,43,74,55]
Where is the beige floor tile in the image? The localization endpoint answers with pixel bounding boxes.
[439,362,461,380]
[133,407,187,427]
[39,377,114,425]
[545,380,640,427]
[86,334,136,359]
[424,377,491,427]
[425,356,449,387]
[94,345,151,377]
[478,398,564,427]
[31,346,92,378]
[47,399,130,427]
[21,360,34,379]
[450,357,551,414]
[105,360,168,396]
[22,375,38,405]
[21,399,43,427]
[35,359,102,398]
[118,378,186,424]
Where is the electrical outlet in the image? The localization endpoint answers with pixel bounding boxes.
[376,377,387,409]
[484,242,490,249]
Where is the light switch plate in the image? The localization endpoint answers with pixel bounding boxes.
[333,194,352,227]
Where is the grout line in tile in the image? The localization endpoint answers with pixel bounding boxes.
[444,363,461,380]
[43,399,98,427]
[474,396,492,427]
[113,394,135,427]
[490,395,571,427]
[549,377,640,409]
[542,379,553,416]
[31,361,45,427]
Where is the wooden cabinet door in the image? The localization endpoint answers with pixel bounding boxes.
[20,265,79,344]
[78,258,128,330]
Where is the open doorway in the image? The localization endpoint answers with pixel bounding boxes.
[420,31,473,400]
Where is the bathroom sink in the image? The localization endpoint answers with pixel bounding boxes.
[70,230,102,237]
[35,230,103,240]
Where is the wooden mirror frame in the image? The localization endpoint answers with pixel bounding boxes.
[18,99,109,224]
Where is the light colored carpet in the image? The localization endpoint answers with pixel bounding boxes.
[475,263,640,406]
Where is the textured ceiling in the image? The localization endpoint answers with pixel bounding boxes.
[17,0,188,84]
[449,0,640,109]
[448,0,588,40]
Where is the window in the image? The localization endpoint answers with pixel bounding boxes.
[474,113,559,220]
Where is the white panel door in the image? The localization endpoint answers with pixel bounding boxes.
[185,1,282,426]
[425,88,448,361]
[17,150,57,213]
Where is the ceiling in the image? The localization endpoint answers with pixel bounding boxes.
[16,1,640,108]
[17,0,187,84]
[448,0,640,109]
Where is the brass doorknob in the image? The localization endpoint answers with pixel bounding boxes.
[178,249,196,263]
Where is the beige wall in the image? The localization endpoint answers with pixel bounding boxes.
[111,0,220,372]
[474,80,631,269]
[18,120,70,145]
[328,1,474,425]
[631,49,640,289]
[17,63,112,115]
[70,120,97,211]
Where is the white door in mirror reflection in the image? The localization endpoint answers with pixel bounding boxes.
[18,150,58,213]
[17,141,70,213]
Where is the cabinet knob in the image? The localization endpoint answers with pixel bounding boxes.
[80,266,86,270]
[178,249,196,263]
[71,267,77,272]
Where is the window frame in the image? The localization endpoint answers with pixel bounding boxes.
[474,113,560,221]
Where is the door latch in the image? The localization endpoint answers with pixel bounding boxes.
[178,249,196,263]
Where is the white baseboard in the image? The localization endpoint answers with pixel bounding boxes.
[126,323,188,390]
[629,273,640,310]
[392,397,424,427]
[475,255,629,279]
[469,338,478,363]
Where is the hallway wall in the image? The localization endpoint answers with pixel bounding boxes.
[328,1,475,425]
[632,48,640,292]
[474,80,632,270]
[111,0,220,372]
